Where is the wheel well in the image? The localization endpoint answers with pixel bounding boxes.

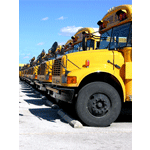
[76,72,124,102]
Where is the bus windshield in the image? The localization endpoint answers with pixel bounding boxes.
[65,39,95,54]
[99,22,132,50]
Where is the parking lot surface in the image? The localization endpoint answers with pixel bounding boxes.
[19,81,132,150]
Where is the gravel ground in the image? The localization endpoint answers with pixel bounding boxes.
[19,80,132,150]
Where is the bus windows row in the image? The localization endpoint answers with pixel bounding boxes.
[65,39,100,54]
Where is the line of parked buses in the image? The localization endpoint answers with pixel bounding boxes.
[19,4,132,127]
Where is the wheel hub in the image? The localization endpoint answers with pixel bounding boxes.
[97,102,102,108]
[88,93,111,117]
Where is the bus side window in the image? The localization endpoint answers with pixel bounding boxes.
[90,40,94,50]
[99,29,112,49]
[79,42,83,51]
[110,23,131,49]
[78,42,82,51]
[87,40,90,50]
[73,42,82,52]
[96,41,100,49]
[87,40,94,50]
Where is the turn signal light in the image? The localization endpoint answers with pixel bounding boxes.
[49,75,52,81]
[85,60,90,67]
[67,76,77,84]
[35,75,37,79]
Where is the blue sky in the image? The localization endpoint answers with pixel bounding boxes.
[19,0,132,64]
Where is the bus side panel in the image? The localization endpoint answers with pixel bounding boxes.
[125,62,132,101]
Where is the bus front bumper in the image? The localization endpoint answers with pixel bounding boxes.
[45,86,75,103]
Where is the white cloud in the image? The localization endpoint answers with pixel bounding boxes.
[41,17,49,21]
[93,28,99,32]
[58,42,66,45]
[37,42,44,45]
[23,56,29,59]
[57,16,67,20]
[59,26,83,36]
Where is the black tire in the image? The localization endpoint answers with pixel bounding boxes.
[75,82,121,127]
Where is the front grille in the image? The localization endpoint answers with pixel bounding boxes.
[40,63,46,75]
[28,68,33,74]
[31,68,33,74]
[28,68,31,74]
[52,58,62,76]
[38,66,40,75]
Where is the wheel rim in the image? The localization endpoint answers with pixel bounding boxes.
[87,93,111,117]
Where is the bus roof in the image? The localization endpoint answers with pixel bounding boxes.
[72,27,100,44]
[76,27,98,35]
[64,39,73,47]
[98,4,132,33]
[64,39,73,52]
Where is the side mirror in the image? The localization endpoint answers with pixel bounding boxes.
[51,42,58,54]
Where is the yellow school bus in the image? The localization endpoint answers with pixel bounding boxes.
[36,45,63,91]
[49,5,132,127]
[51,27,100,85]
[25,57,39,84]
[27,57,35,80]
[64,27,100,55]
[20,66,25,80]
[21,64,30,80]
[19,64,24,79]
[33,50,46,88]
[45,40,73,93]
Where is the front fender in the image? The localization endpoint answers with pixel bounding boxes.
[66,64,126,101]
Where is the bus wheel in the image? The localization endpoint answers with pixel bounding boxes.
[75,82,121,127]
